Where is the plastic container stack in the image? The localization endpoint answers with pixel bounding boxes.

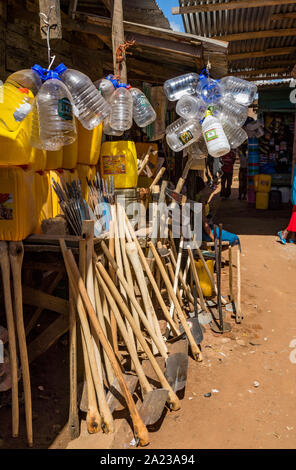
[163,70,256,158]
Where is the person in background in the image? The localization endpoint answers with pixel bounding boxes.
[220,150,236,199]
[238,144,248,200]
[278,161,296,244]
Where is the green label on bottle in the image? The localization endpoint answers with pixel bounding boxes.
[58,98,73,121]
[179,130,193,145]
[205,128,218,142]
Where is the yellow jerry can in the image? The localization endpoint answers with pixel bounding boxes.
[191,259,214,298]
[34,171,53,234]
[77,121,103,165]
[50,169,70,217]
[99,140,138,189]
[46,148,63,170]
[256,191,269,210]
[77,164,96,201]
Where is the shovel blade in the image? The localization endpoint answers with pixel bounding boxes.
[106,374,138,413]
[180,317,204,345]
[165,352,188,393]
[139,389,169,426]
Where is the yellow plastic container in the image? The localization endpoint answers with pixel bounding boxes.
[62,139,78,169]
[50,169,70,217]
[257,174,272,193]
[254,174,259,192]
[46,148,63,170]
[192,259,214,298]
[34,171,53,234]
[77,164,96,201]
[256,191,269,210]
[135,142,158,176]
[100,140,138,189]
[77,121,103,165]
[29,147,47,171]
[0,167,36,241]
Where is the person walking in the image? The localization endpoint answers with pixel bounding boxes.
[278,161,296,244]
[220,150,236,199]
[238,146,248,200]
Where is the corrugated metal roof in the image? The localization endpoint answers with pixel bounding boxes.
[178,0,296,80]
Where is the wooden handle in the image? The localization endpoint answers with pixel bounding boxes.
[125,241,167,357]
[59,240,149,446]
[9,242,33,447]
[0,241,19,438]
[236,249,242,323]
[187,248,207,313]
[68,287,80,439]
[175,177,185,194]
[123,216,180,336]
[148,242,201,361]
[96,261,180,412]
[138,145,153,176]
[150,167,166,190]
[228,246,233,302]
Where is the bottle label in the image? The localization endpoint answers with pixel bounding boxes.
[179,130,193,145]
[58,98,73,121]
[139,96,148,108]
[102,154,126,175]
[205,128,218,142]
[0,193,13,220]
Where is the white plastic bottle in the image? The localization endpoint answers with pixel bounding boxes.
[36,78,76,151]
[166,118,201,152]
[0,83,34,132]
[164,73,199,101]
[220,76,257,106]
[110,84,133,131]
[129,87,156,127]
[94,75,118,101]
[60,66,111,130]
[176,94,206,121]
[202,108,230,158]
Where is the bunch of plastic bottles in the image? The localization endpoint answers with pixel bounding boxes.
[164,70,257,158]
[0,64,156,151]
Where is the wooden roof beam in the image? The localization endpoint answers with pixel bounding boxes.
[214,28,296,42]
[270,12,296,21]
[229,47,296,61]
[172,0,296,15]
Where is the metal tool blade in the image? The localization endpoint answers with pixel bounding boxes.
[139,389,169,426]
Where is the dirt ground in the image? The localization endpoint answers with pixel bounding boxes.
[1,176,295,450]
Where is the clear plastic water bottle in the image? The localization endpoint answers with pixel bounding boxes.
[6,69,42,96]
[164,73,199,101]
[187,138,208,159]
[199,73,221,105]
[214,96,248,128]
[103,115,123,136]
[94,75,118,102]
[59,66,111,130]
[166,118,201,152]
[176,94,206,121]
[110,84,133,131]
[222,122,248,149]
[202,108,230,158]
[129,87,156,127]
[30,98,43,149]
[220,76,257,106]
[36,78,76,151]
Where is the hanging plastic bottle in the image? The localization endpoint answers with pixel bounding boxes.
[110,84,133,131]
[94,75,118,101]
[36,70,76,151]
[214,95,248,128]
[223,122,248,149]
[129,87,156,127]
[30,98,43,149]
[59,65,111,130]
[202,108,230,158]
[220,76,257,106]
[6,69,42,96]
[103,115,124,136]
[166,118,201,152]
[164,73,199,101]
[199,71,221,105]
[176,94,206,121]
[187,139,208,160]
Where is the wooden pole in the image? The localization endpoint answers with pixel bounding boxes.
[112,0,127,83]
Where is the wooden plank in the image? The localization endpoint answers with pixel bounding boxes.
[125,32,201,58]
[23,286,69,315]
[28,315,69,363]
[214,28,296,42]
[39,0,62,39]
[172,0,296,15]
[270,12,296,21]
[229,47,296,61]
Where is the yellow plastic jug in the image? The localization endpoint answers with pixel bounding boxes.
[34,171,53,234]
[256,191,269,210]
[191,259,214,298]
[257,174,272,193]
[46,148,63,170]
[0,167,36,241]
[62,138,78,169]
[29,147,47,171]
[254,174,259,192]
[135,142,158,177]
[77,121,103,165]
[100,140,138,189]
[77,164,96,201]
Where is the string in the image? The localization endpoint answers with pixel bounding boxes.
[39,6,57,70]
